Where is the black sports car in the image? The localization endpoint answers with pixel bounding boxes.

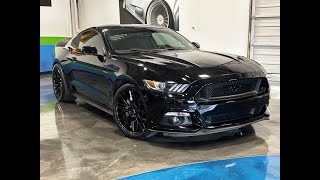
[53,24,270,139]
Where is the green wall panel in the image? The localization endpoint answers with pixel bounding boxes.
[40,37,69,45]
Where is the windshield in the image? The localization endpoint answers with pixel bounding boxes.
[104,27,197,54]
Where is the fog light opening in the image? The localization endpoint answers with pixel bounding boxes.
[169,116,181,126]
[162,112,192,126]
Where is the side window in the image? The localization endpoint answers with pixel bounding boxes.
[71,33,81,48]
[79,30,105,54]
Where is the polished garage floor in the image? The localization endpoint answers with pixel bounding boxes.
[40,74,280,180]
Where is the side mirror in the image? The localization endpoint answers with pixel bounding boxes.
[82,46,97,54]
[192,42,200,49]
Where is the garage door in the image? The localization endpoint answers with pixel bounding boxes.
[249,0,280,82]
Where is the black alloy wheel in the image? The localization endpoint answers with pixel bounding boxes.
[52,64,76,102]
[113,84,153,139]
[52,65,63,99]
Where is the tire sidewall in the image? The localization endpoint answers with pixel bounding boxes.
[52,64,72,102]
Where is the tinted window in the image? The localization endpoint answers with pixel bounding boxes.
[78,30,105,54]
[71,34,81,48]
[104,27,196,53]
[108,32,157,50]
[152,33,185,48]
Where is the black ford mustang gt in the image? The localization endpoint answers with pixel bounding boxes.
[53,24,270,139]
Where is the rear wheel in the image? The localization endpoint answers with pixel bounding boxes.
[113,84,154,140]
[52,64,76,102]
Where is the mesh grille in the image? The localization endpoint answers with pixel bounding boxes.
[195,78,261,100]
[203,107,263,126]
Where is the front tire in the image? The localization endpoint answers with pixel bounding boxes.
[52,64,76,102]
[113,84,153,140]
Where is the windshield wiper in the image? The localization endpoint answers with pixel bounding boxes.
[157,47,185,51]
[130,48,154,52]
[115,48,160,54]
[163,48,178,50]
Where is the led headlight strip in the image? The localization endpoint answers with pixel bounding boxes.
[168,83,189,93]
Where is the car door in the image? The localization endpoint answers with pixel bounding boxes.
[68,29,112,106]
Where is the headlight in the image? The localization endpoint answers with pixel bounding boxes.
[143,80,166,91]
[143,80,190,93]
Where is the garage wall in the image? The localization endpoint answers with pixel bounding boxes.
[249,0,280,82]
[77,0,120,31]
[77,0,251,57]
[179,0,251,57]
[40,0,72,72]
[40,0,72,37]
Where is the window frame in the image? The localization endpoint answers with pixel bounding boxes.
[79,29,107,55]
[70,28,110,56]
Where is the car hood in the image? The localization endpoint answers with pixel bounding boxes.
[115,50,266,83]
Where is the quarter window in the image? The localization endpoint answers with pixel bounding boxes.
[71,33,81,48]
[78,30,105,54]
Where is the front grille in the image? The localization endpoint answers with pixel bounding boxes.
[195,78,268,103]
[202,106,263,126]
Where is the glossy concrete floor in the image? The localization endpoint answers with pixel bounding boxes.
[40,74,280,180]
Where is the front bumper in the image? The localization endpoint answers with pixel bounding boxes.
[159,112,269,137]
[144,90,270,135]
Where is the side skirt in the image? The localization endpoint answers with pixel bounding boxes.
[72,93,113,116]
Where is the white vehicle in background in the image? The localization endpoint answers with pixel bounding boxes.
[123,0,179,30]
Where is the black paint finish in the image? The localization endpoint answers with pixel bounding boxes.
[54,25,270,134]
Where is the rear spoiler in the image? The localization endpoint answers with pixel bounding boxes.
[55,37,72,47]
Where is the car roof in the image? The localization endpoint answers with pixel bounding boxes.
[93,24,170,33]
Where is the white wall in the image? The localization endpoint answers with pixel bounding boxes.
[76,0,250,56]
[40,0,72,37]
[179,0,251,56]
[78,0,120,31]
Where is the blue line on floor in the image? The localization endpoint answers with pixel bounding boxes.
[119,154,280,180]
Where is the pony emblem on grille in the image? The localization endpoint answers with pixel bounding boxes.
[229,85,242,92]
